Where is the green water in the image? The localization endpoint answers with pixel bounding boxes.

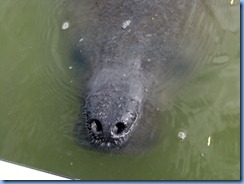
[0,0,240,180]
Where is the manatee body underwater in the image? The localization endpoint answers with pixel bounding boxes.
[65,0,221,153]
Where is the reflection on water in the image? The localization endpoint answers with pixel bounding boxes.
[0,0,240,180]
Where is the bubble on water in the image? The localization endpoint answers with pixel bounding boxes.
[69,66,73,70]
[79,38,84,42]
[62,21,70,30]
[122,20,131,29]
[178,131,187,140]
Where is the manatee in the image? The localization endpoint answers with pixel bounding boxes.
[65,0,224,152]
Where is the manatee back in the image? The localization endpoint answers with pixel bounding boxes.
[65,0,221,94]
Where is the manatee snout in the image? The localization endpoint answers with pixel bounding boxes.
[84,91,140,150]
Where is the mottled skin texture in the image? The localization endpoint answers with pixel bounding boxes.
[69,0,214,152]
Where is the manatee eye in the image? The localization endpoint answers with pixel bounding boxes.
[112,122,126,135]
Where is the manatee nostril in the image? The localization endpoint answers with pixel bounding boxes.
[112,122,126,135]
[89,119,103,133]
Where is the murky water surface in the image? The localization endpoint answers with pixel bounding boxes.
[0,0,240,180]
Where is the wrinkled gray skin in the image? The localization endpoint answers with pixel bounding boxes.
[67,0,218,152]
